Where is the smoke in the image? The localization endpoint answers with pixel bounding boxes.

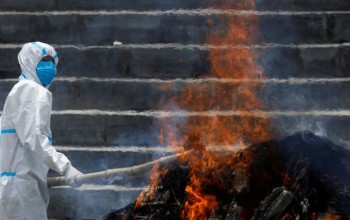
[48,185,143,219]
[252,11,350,147]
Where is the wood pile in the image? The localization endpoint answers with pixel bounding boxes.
[102,132,350,220]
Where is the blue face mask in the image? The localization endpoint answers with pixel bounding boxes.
[36,61,56,87]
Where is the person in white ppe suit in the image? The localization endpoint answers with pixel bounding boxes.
[0,42,82,220]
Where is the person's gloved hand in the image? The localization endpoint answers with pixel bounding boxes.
[64,164,83,187]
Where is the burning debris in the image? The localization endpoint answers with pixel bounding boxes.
[102,132,350,220]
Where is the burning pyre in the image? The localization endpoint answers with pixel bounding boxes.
[103,132,350,220]
[104,0,350,219]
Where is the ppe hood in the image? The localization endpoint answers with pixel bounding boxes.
[18,42,59,87]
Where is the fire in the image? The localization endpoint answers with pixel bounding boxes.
[135,0,271,219]
[182,185,218,219]
[177,1,271,218]
[181,151,220,219]
[323,213,345,220]
[135,162,168,208]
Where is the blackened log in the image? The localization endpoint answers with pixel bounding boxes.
[225,201,242,220]
[251,187,294,220]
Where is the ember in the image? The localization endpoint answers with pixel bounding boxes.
[102,132,350,219]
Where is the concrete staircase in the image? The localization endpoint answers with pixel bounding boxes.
[1,0,350,219]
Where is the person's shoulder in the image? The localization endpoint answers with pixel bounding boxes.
[14,79,37,89]
[11,80,52,98]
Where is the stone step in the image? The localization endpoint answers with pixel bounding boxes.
[271,115,350,146]
[0,0,349,11]
[0,45,209,79]
[52,113,157,146]
[1,44,349,80]
[2,113,344,146]
[47,79,350,112]
[2,102,349,147]
[48,185,142,219]
[0,12,223,45]
[1,79,350,111]
[0,12,350,45]
[260,80,350,111]
[256,0,350,11]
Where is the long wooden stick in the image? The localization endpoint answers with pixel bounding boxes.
[48,152,185,188]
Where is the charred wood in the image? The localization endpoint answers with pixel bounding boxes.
[251,187,294,220]
[101,132,350,219]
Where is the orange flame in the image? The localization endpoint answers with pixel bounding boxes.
[135,162,168,208]
[159,1,270,148]
[182,185,218,220]
[177,1,271,218]
[323,213,345,220]
[135,0,271,219]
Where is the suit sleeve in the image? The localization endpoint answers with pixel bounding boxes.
[13,84,71,174]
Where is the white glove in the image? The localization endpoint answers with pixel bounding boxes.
[64,164,83,187]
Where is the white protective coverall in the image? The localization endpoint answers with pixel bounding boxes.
[0,42,81,220]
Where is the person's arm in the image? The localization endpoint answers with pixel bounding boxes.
[12,84,82,185]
